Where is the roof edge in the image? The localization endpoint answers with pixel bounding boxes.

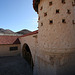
[33,0,40,12]
[20,30,38,37]
[0,44,21,45]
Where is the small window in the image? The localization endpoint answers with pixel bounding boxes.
[41,23,43,26]
[72,20,75,24]
[40,6,43,10]
[56,9,59,13]
[49,1,52,6]
[62,19,66,23]
[72,0,75,6]
[44,12,47,17]
[10,47,18,51]
[37,12,39,14]
[38,16,40,20]
[67,9,71,14]
[62,0,65,4]
[37,27,39,28]
[49,20,53,24]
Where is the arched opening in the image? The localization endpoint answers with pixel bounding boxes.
[22,43,34,69]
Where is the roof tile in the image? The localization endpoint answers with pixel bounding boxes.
[0,36,20,45]
[21,30,38,37]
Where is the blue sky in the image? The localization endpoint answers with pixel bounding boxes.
[0,0,38,32]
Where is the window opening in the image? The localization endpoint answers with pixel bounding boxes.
[41,23,43,26]
[67,9,71,14]
[62,19,66,23]
[44,12,47,17]
[49,20,53,24]
[40,6,43,10]
[49,1,52,6]
[56,9,60,13]
[10,47,18,51]
[38,16,40,20]
[73,20,75,24]
[72,0,75,6]
[62,0,65,4]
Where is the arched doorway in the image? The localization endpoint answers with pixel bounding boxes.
[22,43,34,69]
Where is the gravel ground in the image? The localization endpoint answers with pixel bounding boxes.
[0,56,33,75]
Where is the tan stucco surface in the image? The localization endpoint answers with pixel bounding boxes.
[38,0,75,52]
[20,34,38,62]
[0,44,21,56]
[20,0,75,75]
[34,0,75,75]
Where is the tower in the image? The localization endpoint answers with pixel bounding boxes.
[33,0,75,75]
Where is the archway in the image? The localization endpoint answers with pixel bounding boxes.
[22,43,34,69]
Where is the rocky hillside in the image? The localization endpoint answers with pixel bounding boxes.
[0,28,15,34]
[16,29,31,35]
[0,28,31,35]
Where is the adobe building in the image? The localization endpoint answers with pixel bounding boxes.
[20,30,38,68]
[0,0,75,75]
[20,0,75,75]
[33,0,75,75]
[0,36,21,56]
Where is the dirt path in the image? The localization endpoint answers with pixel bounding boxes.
[0,56,33,75]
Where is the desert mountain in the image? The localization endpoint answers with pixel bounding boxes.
[0,28,31,35]
[0,28,15,34]
[16,29,31,35]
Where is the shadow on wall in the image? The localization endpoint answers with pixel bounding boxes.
[22,43,34,69]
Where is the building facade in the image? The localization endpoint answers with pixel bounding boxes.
[0,36,21,56]
[20,30,38,68]
[1,0,75,75]
[20,0,75,75]
[33,0,75,75]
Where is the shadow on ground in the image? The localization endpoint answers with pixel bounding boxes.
[0,56,33,75]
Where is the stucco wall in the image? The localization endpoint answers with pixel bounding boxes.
[38,0,75,53]
[34,0,75,75]
[0,44,21,56]
[19,0,75,74]
[20,34,38,62]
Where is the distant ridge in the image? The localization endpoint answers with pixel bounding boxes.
[16,29,31,35]
[0,28,15,34]
[0,28,31,36]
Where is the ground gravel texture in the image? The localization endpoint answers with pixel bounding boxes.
[0,56,33,75]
